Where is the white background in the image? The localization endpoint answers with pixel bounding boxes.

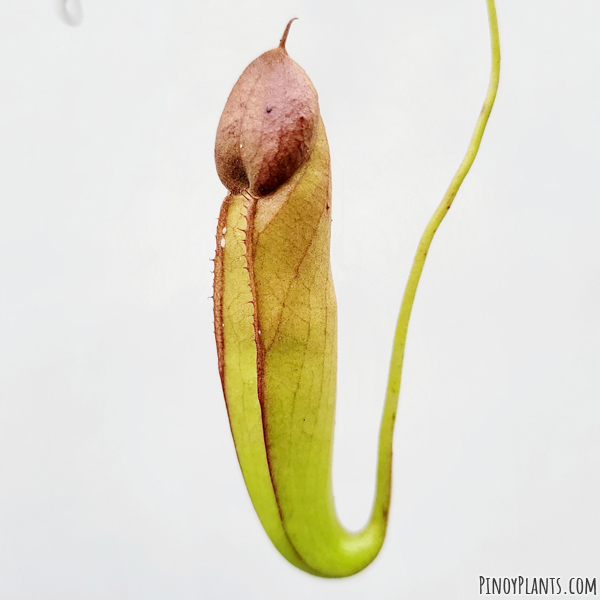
[1,1,599,598]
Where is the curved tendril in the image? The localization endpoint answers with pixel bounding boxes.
[374,0,501,517]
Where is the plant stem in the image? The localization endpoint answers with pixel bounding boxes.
[374,0,501,521]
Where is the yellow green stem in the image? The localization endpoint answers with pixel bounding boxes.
[374,0,501,519]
